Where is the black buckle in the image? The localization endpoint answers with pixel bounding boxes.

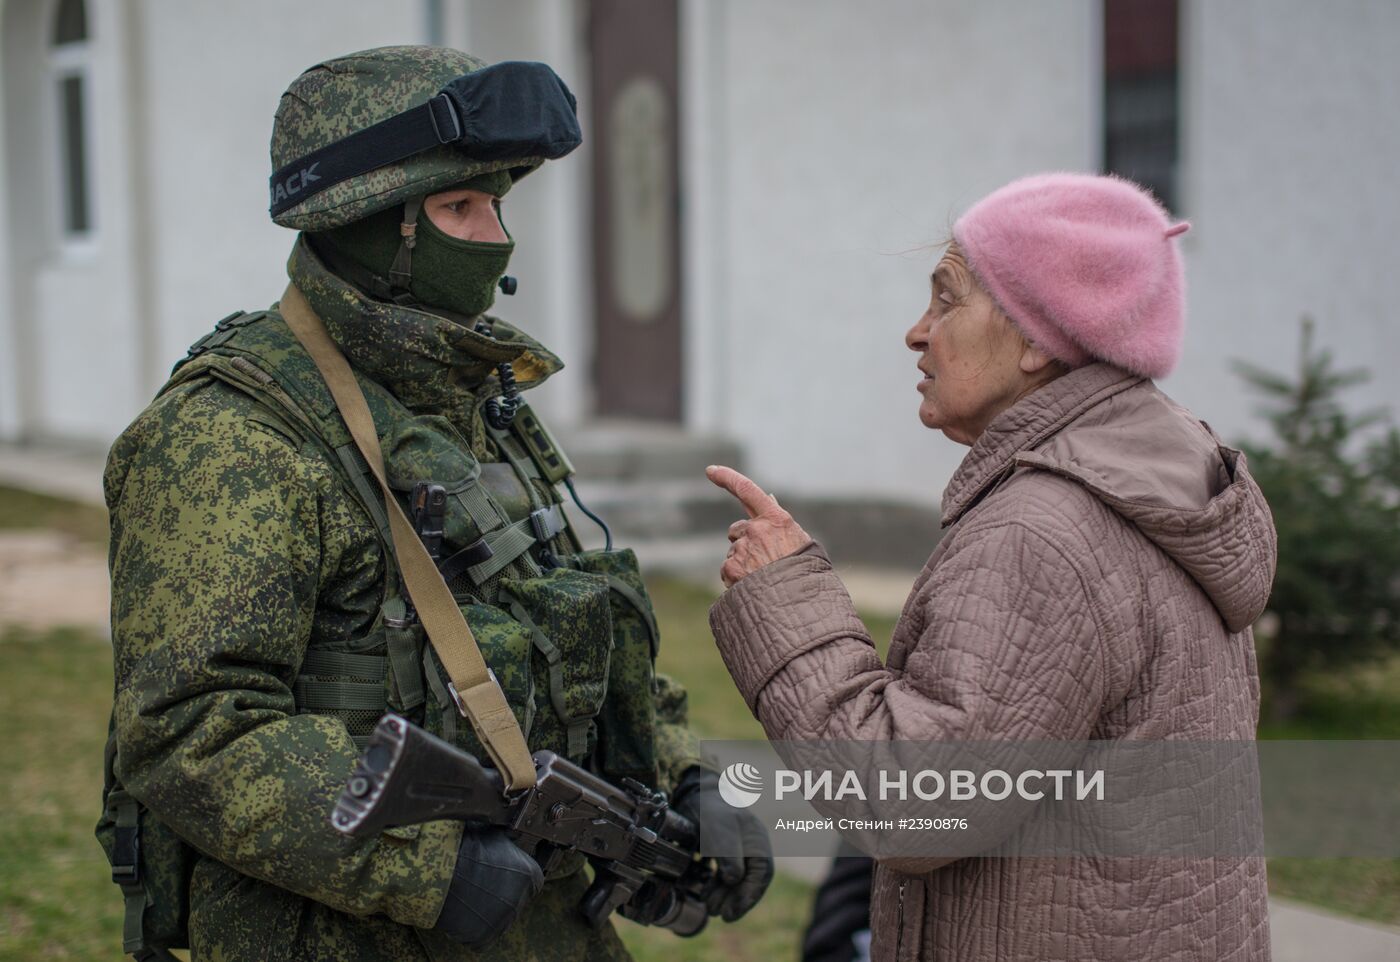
[437,538,495,586]
[188,311,254,358]
[185,335,213,359]
[428,93,462,144]
[111,825,141,885]
[530,507,561,543]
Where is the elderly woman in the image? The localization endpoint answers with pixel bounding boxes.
[706,173,1276,962]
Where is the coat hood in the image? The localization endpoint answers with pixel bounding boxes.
[941,363,1277,633]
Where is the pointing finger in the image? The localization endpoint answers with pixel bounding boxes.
[705,465,778,520]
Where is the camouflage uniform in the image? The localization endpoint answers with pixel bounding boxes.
[101,47,707,962]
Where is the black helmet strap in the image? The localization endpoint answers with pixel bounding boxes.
[269,60,582,218]
[270,96,459,217]
[387,196,423,303]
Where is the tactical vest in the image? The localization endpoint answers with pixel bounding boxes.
[97,307,664,960]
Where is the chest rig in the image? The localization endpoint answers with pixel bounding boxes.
[167,302,661,783]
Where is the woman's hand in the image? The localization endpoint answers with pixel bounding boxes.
[706,465,813,588]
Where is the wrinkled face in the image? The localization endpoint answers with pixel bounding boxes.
[904,243,1051,446]
[422,187,508,242]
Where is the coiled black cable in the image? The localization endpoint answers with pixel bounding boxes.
[473,314,612,551]
[474,318,522,429]
[484,359,521,429]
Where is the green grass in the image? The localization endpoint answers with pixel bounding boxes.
[1267,859,1400,925]
[649,576,898,742]
[0,484,108,545]
[1253,653,1400,924]
[0,627,123,961]
[1258,652,1400,739]
[3,605,1400,960]
[1,476,1397,953]
[618,871,815,962]
[0,622,820,962]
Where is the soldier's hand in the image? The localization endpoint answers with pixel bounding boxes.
[673,766,774,922]
[705,465,813,588]
[431,826,544,947]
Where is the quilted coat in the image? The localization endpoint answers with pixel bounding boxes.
[709,361,1276,961]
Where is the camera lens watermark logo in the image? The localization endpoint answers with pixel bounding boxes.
[718,762,764,808]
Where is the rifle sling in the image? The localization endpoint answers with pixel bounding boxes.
[280,283,536,791]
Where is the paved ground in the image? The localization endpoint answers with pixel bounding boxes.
[0,530,109,634]
[3,441,1398,959]
[1267,898,1400,962]
[774,854,1400,961]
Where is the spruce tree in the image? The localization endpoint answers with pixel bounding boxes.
[1233,318,1400,720]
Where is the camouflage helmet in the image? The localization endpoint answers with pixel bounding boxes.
[270,46,548,231]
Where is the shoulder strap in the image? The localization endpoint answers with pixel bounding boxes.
[279,283,536,791]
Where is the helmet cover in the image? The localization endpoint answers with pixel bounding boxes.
[270,46,555,230]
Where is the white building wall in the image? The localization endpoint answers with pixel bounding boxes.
[684,0,1400,504]
[457,0,591,428]
[1,0,588,447]
[1,0,146,444]
[140,0,590,437]
[0,0,40,439]
[1171,0,1400,451]
[684,0,1098,502]
[0,0,443,447]
[6,0,1398,504]
[140,0,431,392]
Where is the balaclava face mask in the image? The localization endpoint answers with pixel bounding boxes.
[312,168,515,318]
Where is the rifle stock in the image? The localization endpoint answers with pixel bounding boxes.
[331,714,511,836]
[332,714,715,937]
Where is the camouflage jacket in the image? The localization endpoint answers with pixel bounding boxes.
[104,237,706,961]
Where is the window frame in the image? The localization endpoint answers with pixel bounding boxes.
[1100,0,1181,214]
[44,0,97,259]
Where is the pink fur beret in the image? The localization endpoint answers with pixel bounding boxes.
[952,172,1190,380]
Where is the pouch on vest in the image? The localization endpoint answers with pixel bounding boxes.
[292,595,426,750]
[380,415,496,554]
[96,717,196,962]
[499,567,614,761]
[420,600,538,757]
[571,548,661,783]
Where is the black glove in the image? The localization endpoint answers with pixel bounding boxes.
[431,825,544,948]
[673,766,774,922]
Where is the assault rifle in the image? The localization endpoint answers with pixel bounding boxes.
[331,714,715,936]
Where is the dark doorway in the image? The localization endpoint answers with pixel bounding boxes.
[588,0,683,421]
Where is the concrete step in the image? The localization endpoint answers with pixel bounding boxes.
[555,420,744,482]
[569,526,725,581]
[0,441,106,507]
[779,495,942,572]
[564,479,944,572]
[564,477,740,542]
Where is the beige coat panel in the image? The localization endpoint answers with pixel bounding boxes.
[710,362,1277,962]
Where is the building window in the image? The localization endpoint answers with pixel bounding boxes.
[49,0,92,238]
[1103,0,1179,211]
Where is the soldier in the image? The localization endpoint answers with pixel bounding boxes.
[98,46,771,962]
